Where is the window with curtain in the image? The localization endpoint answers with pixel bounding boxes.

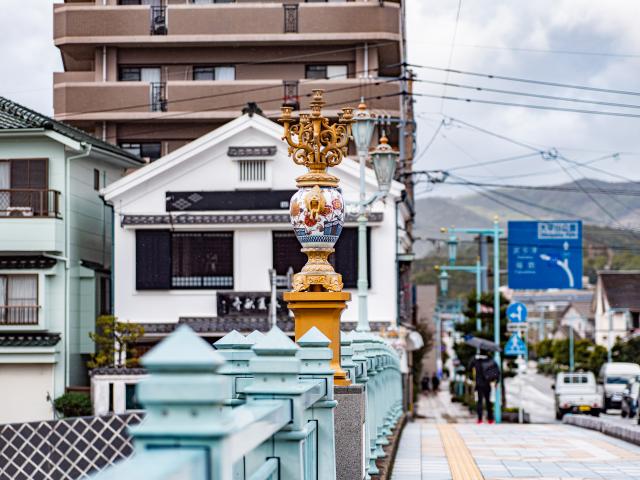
[0,274,38,324]
[305,64,348,80]
[193,66,235,81]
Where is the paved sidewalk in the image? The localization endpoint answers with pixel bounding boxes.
[392,392,640,479]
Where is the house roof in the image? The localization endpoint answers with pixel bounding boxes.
[139,317,390,336]
[599,271,640,312]
[102,113,404,202]
[561,300,594,320]
[0,333,61,347]
[0,97,143,164]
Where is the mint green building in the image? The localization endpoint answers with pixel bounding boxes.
[0,98,142,423]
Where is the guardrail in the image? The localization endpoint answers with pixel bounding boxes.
[91,325,402,480]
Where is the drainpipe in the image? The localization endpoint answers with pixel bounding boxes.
[64,143,92,387]
[363,42,369,78]
[102,45,107,141]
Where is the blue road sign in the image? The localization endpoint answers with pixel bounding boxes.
[505,333,528,357]
[507,302,528,323]
[508,220,583,290]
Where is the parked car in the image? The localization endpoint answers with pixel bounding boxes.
[621,376,640,418]
[553,371,602,420]
[598,363,640,413]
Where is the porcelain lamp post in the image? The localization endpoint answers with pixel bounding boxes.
[280,89,354,385]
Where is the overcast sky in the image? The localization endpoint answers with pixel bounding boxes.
[2,0,640,197]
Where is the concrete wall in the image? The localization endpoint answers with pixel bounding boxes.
[0,364,55,423]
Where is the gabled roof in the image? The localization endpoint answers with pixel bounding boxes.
[0,97,143,164]
[102,113,403,201]
[561,300,593,320]
[599,270,640,312]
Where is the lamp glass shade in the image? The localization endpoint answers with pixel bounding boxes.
[447,235,458,265]
[439,271,449,295]
[372,150,398,193]
[371,136,399,193]
[352,104,376,152]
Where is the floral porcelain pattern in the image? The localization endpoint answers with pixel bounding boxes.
[290,185,344,248]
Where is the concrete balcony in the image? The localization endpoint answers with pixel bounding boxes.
[54,79,401,121]
[0,217,64,253]
[53,2,400,47]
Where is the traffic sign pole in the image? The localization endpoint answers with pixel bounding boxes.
[493,218,502,424]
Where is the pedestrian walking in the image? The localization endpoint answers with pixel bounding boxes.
[431,373,440,394]
[469,354,500,424]
[421,374,431,393]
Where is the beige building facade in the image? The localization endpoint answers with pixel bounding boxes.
[53,0,407,162]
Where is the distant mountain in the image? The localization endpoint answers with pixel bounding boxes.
[414,179,640,257]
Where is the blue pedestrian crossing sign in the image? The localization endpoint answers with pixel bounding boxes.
[505,333,527,357]
[507,302,528,323]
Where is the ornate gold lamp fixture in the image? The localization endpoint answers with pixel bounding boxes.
[280,89,354,292]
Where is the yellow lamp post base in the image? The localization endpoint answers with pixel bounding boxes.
[284,291,352,386]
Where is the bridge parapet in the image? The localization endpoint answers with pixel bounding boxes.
[90,325,403,480]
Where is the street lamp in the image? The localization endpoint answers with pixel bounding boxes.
[352,103,399,332]
[439,270,449,297]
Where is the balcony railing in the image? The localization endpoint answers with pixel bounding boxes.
[150,82,167,112]
[0,306,39,326]
[0,190,61,218]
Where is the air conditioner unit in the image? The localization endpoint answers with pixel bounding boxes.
[7,207,33,217]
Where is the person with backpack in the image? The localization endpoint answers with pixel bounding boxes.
[469,354,500,424]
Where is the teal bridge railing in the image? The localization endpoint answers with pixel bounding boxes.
[91,325,402,480]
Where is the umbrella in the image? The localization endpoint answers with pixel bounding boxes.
[464,335,501,352]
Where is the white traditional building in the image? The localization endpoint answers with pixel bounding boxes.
[103,113,408,348]
[593,270,640,347]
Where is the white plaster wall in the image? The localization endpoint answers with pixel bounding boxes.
[110,119,402,326]
[0,364,55,423]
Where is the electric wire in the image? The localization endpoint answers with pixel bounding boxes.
[414,78,640,110]
[406,64,640,98]
[412,91,640,119]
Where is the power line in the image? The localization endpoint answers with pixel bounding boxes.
[447,153,541,172]
[441,180,640,196]
[440,0,463,114]
[414,78,640,110]
[407,64,640,98]
[412,91,640,119]
[102,90,402,142]
[56,67,401,120]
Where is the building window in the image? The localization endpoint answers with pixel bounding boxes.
[0,274,39,325]
[193,66,236,81]
[238,160,267,183]
[172,232,234,288]
[330,227,370,289]
[93,169,100,191]
[272,231,306,282]
[0,158,49,217]
[135,230,234,290]
[191,0,235,4]
[305,64,348,80]
[118,67,161,83]
[119,142,162,162]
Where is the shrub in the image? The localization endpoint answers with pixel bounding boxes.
[54,392,92,418]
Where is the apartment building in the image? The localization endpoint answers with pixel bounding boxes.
[53,0,407,161]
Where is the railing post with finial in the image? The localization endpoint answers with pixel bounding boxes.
[298,326,338,480]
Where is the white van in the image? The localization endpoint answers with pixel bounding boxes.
[598,362,640,412]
